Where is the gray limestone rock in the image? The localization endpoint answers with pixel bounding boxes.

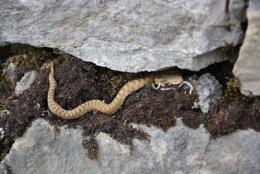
[229,0,247,22]
[15,71,38,95]
[200,129,260,174]
[0,0,243,72]
[2,54,29,85]
[2,118,260,173]
[0,164,7,174]
[2,56,20,85]
[0,128,4,141]
[233,0,260,96]
[2,118,208,173]
[192,73,222,114]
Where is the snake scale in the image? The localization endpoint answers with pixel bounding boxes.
[48,63,183,119]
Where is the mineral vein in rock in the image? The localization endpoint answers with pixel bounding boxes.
[48,63,183,119]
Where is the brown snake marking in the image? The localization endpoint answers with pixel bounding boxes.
[48,63,183,119]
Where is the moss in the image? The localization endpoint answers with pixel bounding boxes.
[109,72,139,95]
[0,44,58,110]
[0,71,15,110]
[220,42,240,64]
[223,76,254,103]
[82,138,98,160]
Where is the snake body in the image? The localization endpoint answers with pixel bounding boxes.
[48,63,183,119]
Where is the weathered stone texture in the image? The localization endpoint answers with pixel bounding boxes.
[0,0,243,72]
[233,0,260,96]
[1,119,260,174]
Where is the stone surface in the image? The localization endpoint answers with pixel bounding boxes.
[0,0,243,72]
[2,55,21,85]
[15,71,38,95]
[200,129,260,174]
[193,73,222,114]
[0,164,7,174]
[233,0,260,96]
[2,54,29,85]
[0,128,4,140]
[2,118,260,174]
[229,0,247,22]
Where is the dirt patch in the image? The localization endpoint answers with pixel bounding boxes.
[206,100,260,137]
[0,56,260,161]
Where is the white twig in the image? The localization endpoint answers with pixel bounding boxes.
[152,82,163,89]
[178,81,194,94]
[160,87,175,91]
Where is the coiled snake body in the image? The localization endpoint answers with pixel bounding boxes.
[48,63,183,119]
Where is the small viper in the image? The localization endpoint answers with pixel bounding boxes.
[48,63,184,119]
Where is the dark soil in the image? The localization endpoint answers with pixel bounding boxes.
[0,56,259,161]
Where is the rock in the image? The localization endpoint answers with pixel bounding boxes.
[200,129,260,173]
[192,73,222,114]
[229,0,247,22]
[2,118,260,173]
[0,128,4,141]
[15,71,38,95]
[233,0,260,96]
[0,164,7,174]
[2,58,19,85]
[0,1,243,72]
[2,54,28,84]
[2,62,17,84]
[2,118,208,173]
[0,110,9,141]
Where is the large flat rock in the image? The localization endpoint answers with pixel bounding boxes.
[0,0,243,72]
[1,118,260,173]
[233,0,260,96]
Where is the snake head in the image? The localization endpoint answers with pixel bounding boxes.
[154,74,183,85]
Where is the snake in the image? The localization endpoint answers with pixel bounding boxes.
[47,63,183,119]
